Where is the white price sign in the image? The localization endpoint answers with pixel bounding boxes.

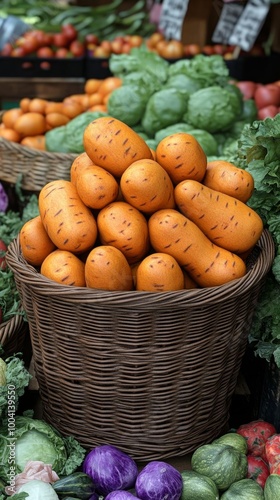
[159,0,190,41]
[212,3,244,45]
[229,0,271,51]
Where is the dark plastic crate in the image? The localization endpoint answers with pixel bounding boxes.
[85,56,112,80]
[0,55,85,78]
[226,54,280,84]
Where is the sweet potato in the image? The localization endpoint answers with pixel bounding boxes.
[203,160,254,203]
[83,116,153,177]
[38,179,98,254]
[76,164,119,210]
[175,180,263,254]
[19,215,56,266]
[148,209,247,287]
[41,249,86,286]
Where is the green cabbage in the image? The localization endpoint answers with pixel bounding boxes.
[17,480,59,499]
[45,111,108,154]
[141,88,189,137]
[107,84,148,126]
[154,123,194,144]
[0,416,86,483]
[167,54,230,87]
[186,129,219,157]
[184,86,242,133]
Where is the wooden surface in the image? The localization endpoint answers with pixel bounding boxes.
[0,77,85,104]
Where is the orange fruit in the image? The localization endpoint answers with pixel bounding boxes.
[28,98,48,114]
[21,135,46,150]
[61,99,84,118]
[88,93,104,107]
[88,104,107,112]
[84,78,103,94]
[97,76,122,97]
[41,249,86,287]
[85,245,133,291]
[19,98,31,112]
[2,108,23,129]
[45,102,64,114]
[19,215,56,266]
[156,132,207,185]
[13,112,46,137]
[0,128,21,142]
[136,253,184,292]
[46,112,70,128]
[70,152,94,186]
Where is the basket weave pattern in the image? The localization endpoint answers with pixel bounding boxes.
[0,312,28,357]
[6,231,275,460]
[0,135,76,191]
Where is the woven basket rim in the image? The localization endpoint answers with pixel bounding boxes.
[6,230,275,309]
[0,309,25,347]
[0,135,77,162]
[0,110,77,167]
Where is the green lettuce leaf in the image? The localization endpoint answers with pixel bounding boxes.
[109,46,169,83]
[0,416,86,483]
[0,355,31,420]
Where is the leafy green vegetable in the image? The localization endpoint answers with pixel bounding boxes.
[17,480,59,499]
[141,88,189,137]
[230,114,280,367]
[154,123,193,144]
[45,111,108,154]
[168,54,230,87]
[187,129,219,157]
[184,86,242,133]
[0,354,31,420]
[109,46,169,83]
[0,416,86,483]
[107,84,148,126]
[0,195,39,323]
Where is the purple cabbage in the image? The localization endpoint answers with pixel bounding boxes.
[105,491,141,499]
[135,461,183,500]
[0,183,8,213]
[83,445,138,496]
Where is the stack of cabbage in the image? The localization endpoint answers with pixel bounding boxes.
[106,48,258,159]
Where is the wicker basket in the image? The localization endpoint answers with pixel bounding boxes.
[0,311,29,358]
[0,135,76,192]
[6,231,275,460]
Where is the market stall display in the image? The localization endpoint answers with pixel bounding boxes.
[0,1,279,498]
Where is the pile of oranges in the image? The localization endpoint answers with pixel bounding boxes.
[0,76,122,150]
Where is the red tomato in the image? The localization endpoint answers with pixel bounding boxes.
[37,46,54,58]
[247,455,270,489]
[265,434,280,472]
[85,33,99,45]
[69,40,85,57]
[11,46,26,57]
[235,81,257,100]
[0,240,7,269]
[62,23,78,43]
[258,105,279,120]
[236,420,276,460]
[184,44,201,56]
[53,32,69,48]
[202,45,215,55]
[55,48,71,58]
[254,84,280,109]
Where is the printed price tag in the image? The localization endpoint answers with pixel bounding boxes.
[159,0,190,40]
[229,0,271,51]
[212,3,244,45]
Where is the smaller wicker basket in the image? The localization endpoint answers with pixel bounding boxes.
[6,230,275,460]
[0,133,76,192]
[0,311,29,358]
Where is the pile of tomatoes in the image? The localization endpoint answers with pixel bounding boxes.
[235,80,280,119]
